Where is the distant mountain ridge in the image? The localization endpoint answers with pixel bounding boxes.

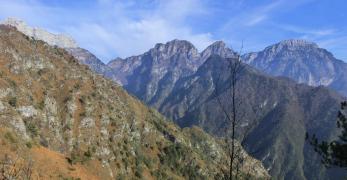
[106,39,236,107]
[107,39,236,85]
[243,39,347,96]
[3,18,346,98]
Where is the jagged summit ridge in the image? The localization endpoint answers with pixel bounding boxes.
[278,39,318,47]
[154,39,196,49]
[106,38,236,87]
[152,39,199,58]
[202,40,235,59]
[1,17,78,48]
[147,39,235,58]
[208,40,227,49]
[266,39,319,52]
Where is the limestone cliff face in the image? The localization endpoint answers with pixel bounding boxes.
[2,17,77,48]
[0,25,269,179]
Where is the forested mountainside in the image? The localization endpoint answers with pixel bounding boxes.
[0,25,269,179]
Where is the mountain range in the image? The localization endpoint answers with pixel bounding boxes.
[104,40,346,179]
[0,23,269,179]
[3,18,347,180]
[107,40,235,107]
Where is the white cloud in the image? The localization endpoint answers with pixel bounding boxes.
[222,0,284,28]
[65,0,215,61]
[313,36,347,60]
[244,0,284,26]
[245,15,267,26]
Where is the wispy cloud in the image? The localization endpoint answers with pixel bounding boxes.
[0,0,215,62]
[244,0,284,26]
[279,24,336,36]
[215,0,347,60]
[217,0,300,53]
[222,0,284,28]
[275,23,347,60]
[245,15,267,26]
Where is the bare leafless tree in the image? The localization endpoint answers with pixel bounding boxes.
[214,44,262,180]
[214,51,243,180]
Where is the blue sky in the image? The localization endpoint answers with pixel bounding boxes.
[0,0,346,63]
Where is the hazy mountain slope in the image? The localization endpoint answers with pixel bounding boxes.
[0,25,269,179]
[243,39,347,96]
[65,47,115,78]
[158,55,345,179]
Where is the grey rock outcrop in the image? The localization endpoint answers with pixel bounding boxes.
[2,17,77,48]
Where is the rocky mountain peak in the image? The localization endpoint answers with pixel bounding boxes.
[164,39,196,48]
[208,40,226,48]
[278,39,318,47]
[2,17,25,27]
[153,39,198,57]
[1,17,78,48]
[243,39,347,95]
[113,57,124,61]
[266,39,319,52]
[107,57,124,68]
[201,40,235,58]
